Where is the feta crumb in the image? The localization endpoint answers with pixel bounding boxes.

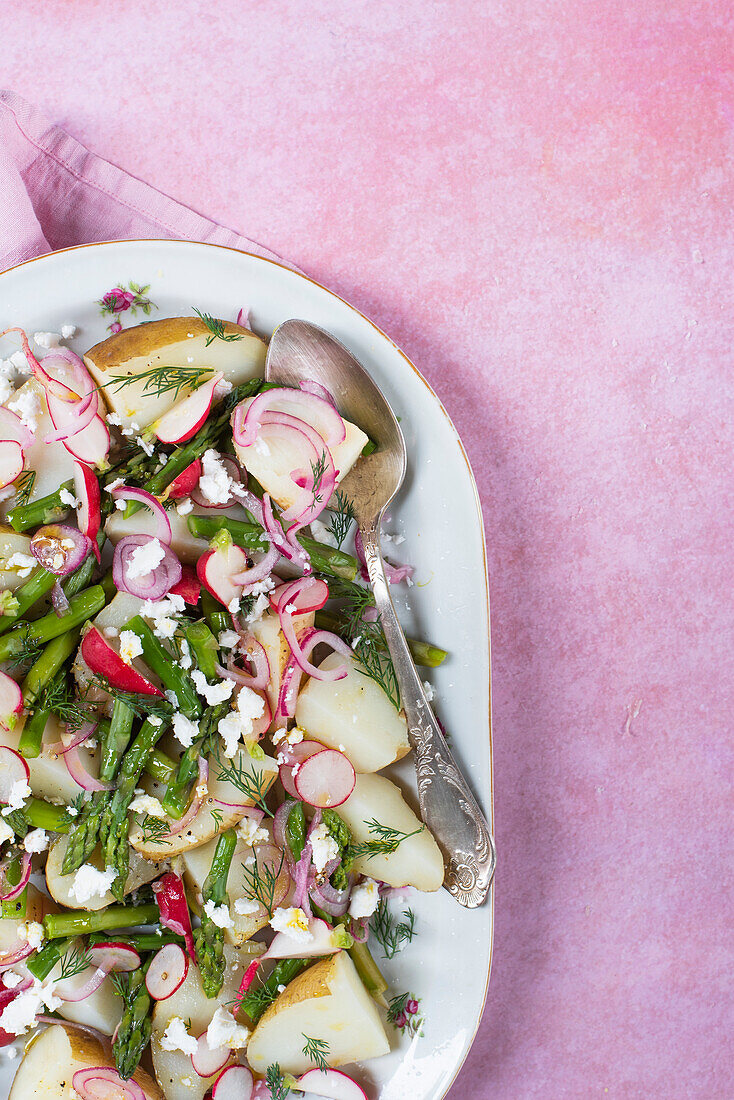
[233,896,261,916]
[310,517,337,548]
[236,816,269,846]
[270,906,313,943]
[172,712,199,748]
[180,638,192,670]
[227,596,241,614]
[69,864,116,903]
[218,630,239,649]
[5,552,36,578]
[19,921,44,949]
[33,331,61,349]
[310,823,340,873]
[204,900,234,929]
[8,390,41,434]
[9,351,29,375]
[1,972,22,989]
[165,689,179,707]
[217,687,265,757]
[0,820,15,846]
[175,497,193,516]
[103,626,119,638]
[277,983,286,993]
[0,976,60,1035]
[205,1006,249,1050]
[198,449,233,505]
[23,829,49,854]
[1,780,31,815]
[348,877,380,918]
[106,412,123,427]
[59,488,80,509]
[66,804,79,818]
[127,538,165,579]
[192,669,235,706]
[60,324,76,339]
[149,715,163,728]
[160,1015,197,1056]
[105,477,124,492]
[130,792,165,817]
[118,630,143,665]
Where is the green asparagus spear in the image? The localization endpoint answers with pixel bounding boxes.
[0,568,57,636]
[285,802,306,861]
[122,616,200,719]
[17,706,49,760]
[160,700,225,819]
[89,932,184,952]
[6,481,74,533]
[194,828,237,998]
[145,748,176,785]
[0,586,107,663]
[112,960,153,1079]
[21,628,80,713]
[314,609,447,668]
[201,589,232,636]
[1,857,27,919]
[62,698,135,875]
[239,957,311,1024]
[25,798,71,833]
[26,937,74,981]
[185,621,219,679]
[43,902,160,940]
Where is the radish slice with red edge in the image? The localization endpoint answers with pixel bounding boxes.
[270,576,330,615]
[87,942,140,972]
[197,541,249,607]
[47,718,97,756]
[278,740,324,800]
[111,486,172,545]
[166,458,202,499]
[152,872,196,959]
[0,442,24,489]
[73,461,102,560]
[294,749,356,809]
[73,1067,146,1100]
[0,747,29,803]
[56,411,110,467]
[80,627,163,696]
[191,1031,232,1078]
[169,564,201,606]
[0,407,33,449]
[0,674,23,732]
[154,372,224,445]
[296,1068,368,1100]
[145,943,188,1000]
[212,1064,253,1100]
[0,327,73,400]
[45,387,98,443]
[113,534,182,600]
[265,916,343,961]
[30,524,90,576]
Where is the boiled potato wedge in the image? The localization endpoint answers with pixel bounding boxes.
[337,773,444,890]
[0,528,36,592]
[47,938,122,1036]
[8,1021,163,1100]
[1,378,77,519]
[233,394,368,512]
[295,653,410,771]
[85,316,266,430]
[0,714,100,805]
[250,608,314,721]
[247,951,390,1074]
[46,836,158,910]
[151,941,262,1100]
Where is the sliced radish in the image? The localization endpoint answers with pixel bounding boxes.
[294,749,356,809]
[87,942,140,973]
[266,917,343,961]
[73,1067,146,1100]
[0,747,29,802]
[167,459,202,499]
[191,1031,232,1078]
[278,740,324,800]
[169,565,201,606]
[154,372,223,445]
[197,541,249,608]
[191,454,242,509]
[0,442,24,489]
[0,406,33,449]
[54,408,110,467]
[73,461,102,561]
[81,626,163,696]
[297,1069,368,1100]
[145,943,188,1000]
[270,576,330,615]
[212,1064,253,1100]
[0,674,23,732]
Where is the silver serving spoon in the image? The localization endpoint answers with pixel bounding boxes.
[265,319,496,908]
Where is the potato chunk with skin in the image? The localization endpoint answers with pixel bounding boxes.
[247,951,390,1074]
[46,835,158,910]
[296,653,411,771]
[337,773,444,891]
[85,315,266,430]
[232,394,369,512]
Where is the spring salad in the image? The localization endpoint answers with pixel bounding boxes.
[0,310,447,1100]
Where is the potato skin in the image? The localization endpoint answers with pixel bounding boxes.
[85,315,258,371]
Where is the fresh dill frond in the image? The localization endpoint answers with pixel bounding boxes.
[7,628,43,670]
[371,899,417,959]
[140,816,171,846]
[109,971,128,997]
[39,674,95,731]
[193,308,244,347]
[211,747,273,816]
[13,469,35,509]
[210,806,224,830]
[58,944,94,981]
[265,1063,291,1100]
[88,678,172,722]
[241,850,284,917]
[105,364,213,403]
[301,1034,330,1072]
[348,819,423,862]
[325,490,356,549]
[310,451,329,507]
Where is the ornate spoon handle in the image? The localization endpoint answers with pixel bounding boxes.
[359,523,496,908]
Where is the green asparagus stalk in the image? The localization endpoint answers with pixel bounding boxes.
[239,957,311,1024]
[21,628,80,713]
[43,902,160,940]
[17,705,49,760]
[194,828,237,998]
[60,550,96,600]
[62,698,135,875]
[160,700,225,819]
[185,621,219,679]
[89,932,184,952]
[112,960,153,1079]
[26,937,74,981]
[0,586,107,662]
[101,716,170,900]
[314,609,447,667]
[6,481,74,533]
[122,616,200,719]
[186,514,359,581]
[201,589,232,636]
[25,798,71,834]
[285,802,306,860]
[1,857,27,919]
[0,568,57,636]
[1,808,27,839]
[145,748,176,784]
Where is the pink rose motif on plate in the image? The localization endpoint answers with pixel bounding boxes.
[97,280,157,333]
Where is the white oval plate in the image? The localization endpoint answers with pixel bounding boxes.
[0,240,494,1100]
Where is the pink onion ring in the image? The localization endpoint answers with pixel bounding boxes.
[0,407,33,448]
[73,1067,146,1100]
[63,746,113,793]
[232,387,345,449]
[49,719,97,757]
[31,524,91,576]
[299,379,337,407]
[308,875,351,917]
[111,486,172,545]
[278,605,351,681]
[270,577,329,616]
[231,543,280,590]
[36,1016,109,1046]
[163,757,208,836]
[51,580,71,617]
[272,800,296,855]
[0,852,31,901]
[113,534,182,599]
[293,841,313,917]
[261,493,303,564]
[0,944,32,973]
[224,634,270,690]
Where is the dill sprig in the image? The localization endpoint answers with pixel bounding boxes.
[193,308,244,347]
[88,677,172,722]
[40,674,96,732]
[140,816,171,846]
[310,451,329,508]
[58,943,94,981]
[371,899,417,959]
[7,628,43,670]
[210,806,224,830]
[349,818,424,860]
[105,364,213,403]
[325,579,400,709]
[265,1063,291,1100]
[241,850,284,917]
[301,1034,330,1072]
[13,469,36,509]
[210,747,273,816]
[325,490,356,549]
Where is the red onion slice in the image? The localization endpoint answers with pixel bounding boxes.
[293,841,313,916]
[0,943,32,973]
[233,387,345,449]
[63,746,113,793]
[31,524,91,576]
[279,606,351,681]
[190,454,242,509]
[270,577,329,616]
[0,406,34,449]
[230,543,280,591]
[48,719,97,757]
[0,852,31,901]
[163,757,208,837]
[111,486,172,545]
[299,379,337,407]
[73,1067,146,1100]
[308,875,351,918]
[51,580,71,617]
[113,534,182,599]
[228,633,271,690]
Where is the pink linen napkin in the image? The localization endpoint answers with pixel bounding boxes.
[0,89,289,272]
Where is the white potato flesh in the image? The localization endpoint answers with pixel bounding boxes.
[129,749,278,860]
[85,316,266,430]
[151,941,262,1100]
[0,886,53,956]
[0,378,77,519]
[233,395,369,512]
[295,653,411,772]
[8,1022,163,1100]
[0,713,100,805]
[0,528,35,592]
[46,835,158,910]
[247,950,390,1074]
[250,608,313,721]
[337,773,444,891]
[48,938,122,1036]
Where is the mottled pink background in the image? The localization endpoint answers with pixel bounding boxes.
[3,1,732,1096]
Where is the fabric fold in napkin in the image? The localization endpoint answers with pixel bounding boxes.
[0,89,289,273]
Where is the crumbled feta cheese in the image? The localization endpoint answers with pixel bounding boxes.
[0,820,15,846]
[19,921,44,949]
[160,1016,197,1056]
[33,331,61,349]
[205,1006,249,1050]
[9,351,29,375]
[172,712,199,748]
[218,630,239,649]
[180,638,192,670]
[348,878,380,918]
[175,497,193,516]
[310,823,340,873]
[198,449,233,505]
[103,626,119,639]
[130,792,165,817]
[422,680,435,702]
[269,907,313,943]
[0,976,60,1035]
[115,499,127,511]
[105,476,124,492]
[59,488,80,508]
[149,715,163,727]
[127,538,165,579]
[5,552,36,578]
[140,595,185,620]
[7,390,41,433]
[69,864,116,903]
[204,900,233,929]
[1,972,22,990]
[152,616,177,640]
[165,689,179,707]
[310,518,338,548]
[233,896,260,916]
[1,780,31,815]
[286,727,304,746]
[23,829,48,854]
[0,377,13,405]
[227,596,240,614]
[192,669,235,706]
[213,377,233,398]
[217,687,265,757]
[236,816,269,846]
[60,324,76,339]
[118,630,143,665]
[66,804,79,818]
[106,412,123,427]
[136,435,155,457]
